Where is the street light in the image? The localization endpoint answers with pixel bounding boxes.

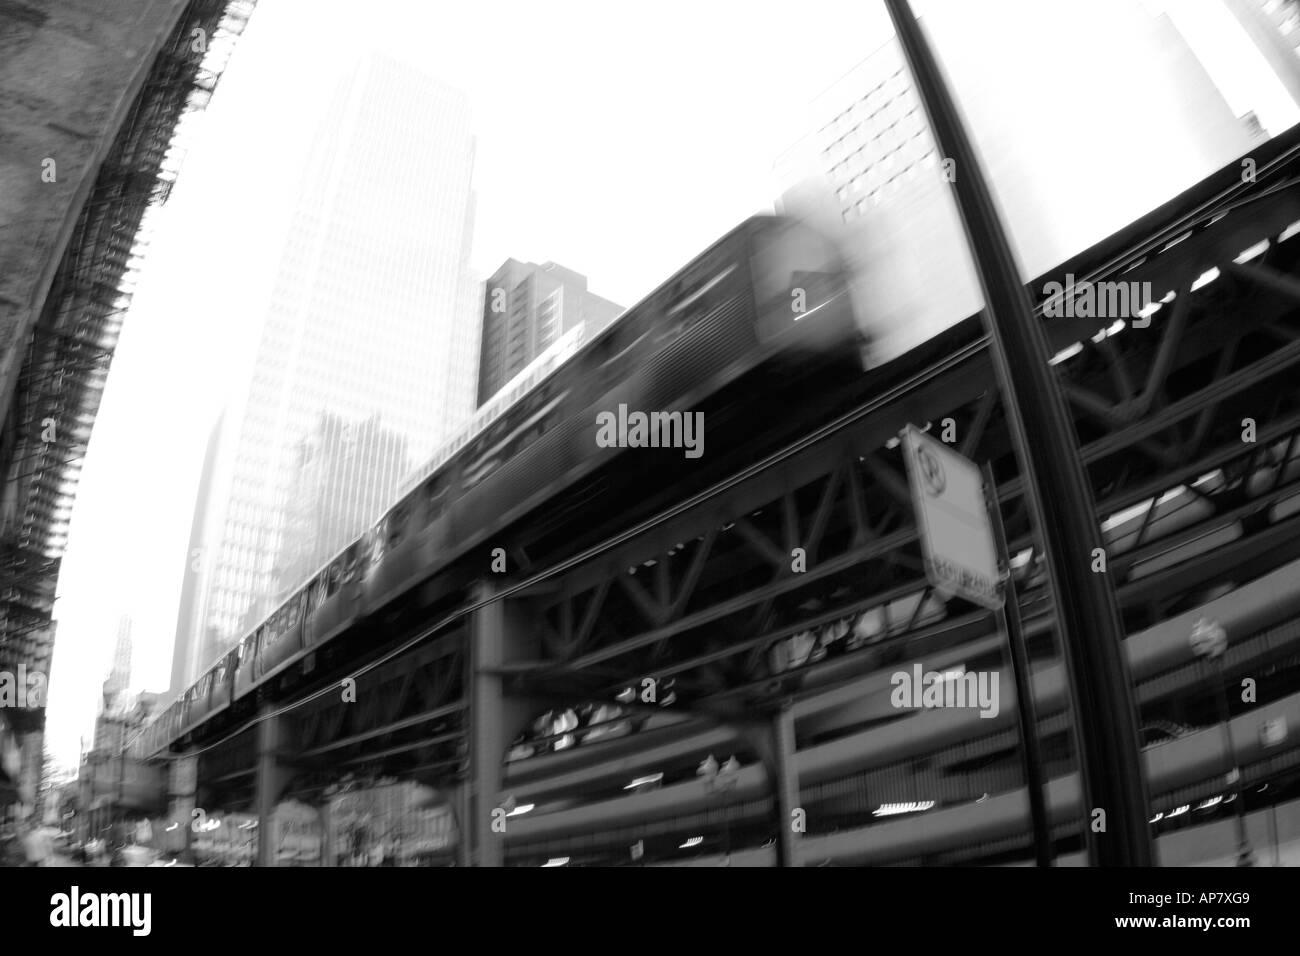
[1188,616,1255,866]
[884,0,1153,865]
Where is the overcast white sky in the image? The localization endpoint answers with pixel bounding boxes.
[44,0,1298,768]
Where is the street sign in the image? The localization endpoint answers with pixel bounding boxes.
[900,424,1003,610]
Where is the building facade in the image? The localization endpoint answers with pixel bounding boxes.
[101,615,132,715]
[476,259,622,407]
[775,2,1259,366]
[1223,0,1300,111]
[267,413,412,614]
[171,52,480,692]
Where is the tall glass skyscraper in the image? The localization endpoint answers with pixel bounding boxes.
[170,52,479,694]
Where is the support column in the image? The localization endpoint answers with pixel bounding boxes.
[468,581,537,867]
[452,780,471,868]
[255,705,290,867]
[470,589,507,868]
[771,703,801,867]
[166,753,198,863]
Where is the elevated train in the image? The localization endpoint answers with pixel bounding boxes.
[136,214,866,757]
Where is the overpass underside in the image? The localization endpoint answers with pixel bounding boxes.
[171,129,1300,866]
[0,0,254,812]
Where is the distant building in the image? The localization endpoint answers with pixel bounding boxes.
[91,712,133,756]
[90,612,160,754]
[267,413,411,612]
[1223,0,1300,115]
[476,260,622,406]
[101,616,132,714]
[79,686,164,840]
[171,53,480,691]
[91,693,162,754]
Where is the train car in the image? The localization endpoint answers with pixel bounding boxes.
[361,474,456,617]
[144,214,864,755]
[257,589,308,681]
[182,654,238,731]
[447,215,860,564]
[304,537,371,649]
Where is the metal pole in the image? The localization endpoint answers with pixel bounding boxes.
[1213,658,1255,866]
[884,0,1152,864]
[983,463,1052,866]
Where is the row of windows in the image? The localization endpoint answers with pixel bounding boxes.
[835,143,937,205]
[838,149,940,221]
[819,66,910,140]
[826,108,927,182]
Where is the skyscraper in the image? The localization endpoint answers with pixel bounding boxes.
[476,259,623,406]
[171,52,479,691]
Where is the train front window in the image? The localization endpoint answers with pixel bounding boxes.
[750,220,844,320]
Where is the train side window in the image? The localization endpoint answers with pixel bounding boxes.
[424,475,449,524]
[667,275,705,328]
[344,543,362,583]
[388,503,408,548]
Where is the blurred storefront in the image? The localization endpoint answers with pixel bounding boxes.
[325,779,457,867]
[189,811,257,867]
[270,799,323,866]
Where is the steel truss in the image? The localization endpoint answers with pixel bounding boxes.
[168,134,1300,864]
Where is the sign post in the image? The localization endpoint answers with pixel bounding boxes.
[901,425,1052,864]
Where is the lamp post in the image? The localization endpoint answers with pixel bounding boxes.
[1189,616,1255,866]
[884,0,1153,865]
